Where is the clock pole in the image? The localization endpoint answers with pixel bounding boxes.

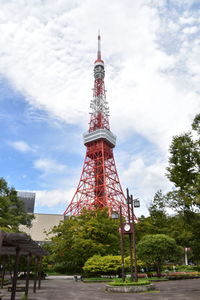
[131,195,138,282]
[119,205,125,281]
[126,188,134,281]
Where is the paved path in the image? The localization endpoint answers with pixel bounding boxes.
[2,278,200,299]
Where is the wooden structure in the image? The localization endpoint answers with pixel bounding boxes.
[0,230,47,300]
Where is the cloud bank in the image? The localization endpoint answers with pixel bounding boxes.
[0,0,199,214]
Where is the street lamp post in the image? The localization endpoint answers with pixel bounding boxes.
[126,188,140,282]
[126,188,134,281]
[112,209,125,281]
[131,195,139,282]
[115,190,140,282]
[119,206,125,281]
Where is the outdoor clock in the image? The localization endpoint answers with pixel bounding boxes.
[124,223,131,232]
[122,222,133,234]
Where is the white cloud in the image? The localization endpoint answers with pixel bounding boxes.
[8,140,31,152]
[0,0,198,152]
[34,188,74,208]
[115,149,173,216]
[179,16,194,25]
[34,158,66,174]
[173,0,199,6]
[0,1,199,214]
[122,157,172,196]
[183,26,198,34]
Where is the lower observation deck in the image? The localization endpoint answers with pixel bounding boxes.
[83,128,116,147]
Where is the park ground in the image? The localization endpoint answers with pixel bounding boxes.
[2,277,200,300]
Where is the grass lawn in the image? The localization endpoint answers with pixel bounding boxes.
[108,278,151,286]
[83,277,114,282]
[149,277,168,281]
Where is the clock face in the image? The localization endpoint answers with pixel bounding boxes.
[124,224,131,232]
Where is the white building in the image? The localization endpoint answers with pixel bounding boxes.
[18,191,64,242]
[20,213,64,243]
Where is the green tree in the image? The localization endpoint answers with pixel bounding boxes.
[189,213,200,264]
[168,211,200,264]
[136,191,170,240]
[50,209,121,273]
[137,234,182,277]
[166,114,200,212]
[0,178,33,231]
[135,190,200,262]
[165,114,200,262]
[192,113,200,134]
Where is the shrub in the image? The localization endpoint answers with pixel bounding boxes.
[53,263,68,274]
[109,278,150,286]
[193,265,200,272]
[83,255,123,276]
[166,271,200,280]
[177,265,196,272]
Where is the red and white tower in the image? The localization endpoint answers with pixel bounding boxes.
[64,33,128,217]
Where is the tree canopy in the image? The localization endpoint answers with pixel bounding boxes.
[137,234,182,276]
[0,177,33,231]
[166,114,200,212]
[50,209,121,273]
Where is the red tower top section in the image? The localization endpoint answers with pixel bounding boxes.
[88,33,110,133]
[96,31,103,62]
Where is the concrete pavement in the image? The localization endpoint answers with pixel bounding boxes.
[2,278,200,299]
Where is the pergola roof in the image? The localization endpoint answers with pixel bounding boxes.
[0,230,47,256]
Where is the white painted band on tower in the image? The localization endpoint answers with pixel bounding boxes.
[83,128,116,147]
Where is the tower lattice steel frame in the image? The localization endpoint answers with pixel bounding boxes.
[64,33,128,217]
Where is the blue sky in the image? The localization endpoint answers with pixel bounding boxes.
[0,0,199,216]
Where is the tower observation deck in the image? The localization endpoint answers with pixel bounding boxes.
[64,33,128,217]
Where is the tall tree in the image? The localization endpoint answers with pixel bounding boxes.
[166,114,200,212]
[0,178,33,231]
[192,113,200,134]
[137,234,182,277]
[148,190,169,230]
[136,191,169,240]
[164,114,200,261]
[50,209,121,273]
